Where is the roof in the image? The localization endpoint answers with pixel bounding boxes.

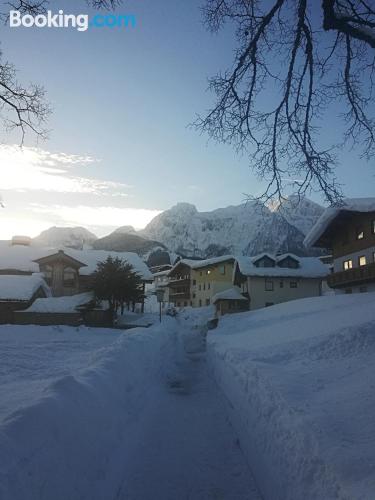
[212,287,248,304]
[304,198,375,248]
[236,254,329,279]
[62,249,153,281]
[21,292,94,313]
[168,255,235,276]
[34,250,87,269]
[0,275,51,301]
[0,242,153,281]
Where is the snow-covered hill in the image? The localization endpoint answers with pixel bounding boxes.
[33,226,97,249]
[141,198,325,258]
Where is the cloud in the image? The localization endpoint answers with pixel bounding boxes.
[0,145,131,195]
[30,203,162,233]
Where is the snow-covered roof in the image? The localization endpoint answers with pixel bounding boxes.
[190,255,235,269]
[236,254,329,279]
[62,249,153,281]
[22,292,94,313]
[304,198,375,248]
[0,275,51,301]
[168,255,235,275]
[212,287,248,304]
[0,242,153,281]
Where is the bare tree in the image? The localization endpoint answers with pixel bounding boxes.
[0,0,122,144]
[196,0,375,204]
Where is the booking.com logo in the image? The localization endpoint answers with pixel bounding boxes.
[9,10,136,32]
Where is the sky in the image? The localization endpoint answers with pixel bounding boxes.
[0,0,374,239]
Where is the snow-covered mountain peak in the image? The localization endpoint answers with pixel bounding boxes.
[114,225,137,235]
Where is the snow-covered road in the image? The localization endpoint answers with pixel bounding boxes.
[0,314,262,500]
[114,320,262,500]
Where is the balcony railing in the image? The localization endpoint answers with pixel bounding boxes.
[328,262,375,288]
[168,278,191,287]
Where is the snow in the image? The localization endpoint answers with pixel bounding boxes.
[212,286,248,303]
[0,275,50,301]
[207,293,375,499]
[23,292,94,313]
[236,253,329,278]
[305,197,375,247]
[0,314,261,500]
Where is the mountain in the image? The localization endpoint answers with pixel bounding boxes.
[93,231,165,254]
[33,226,97,249]
[141,198,325,258]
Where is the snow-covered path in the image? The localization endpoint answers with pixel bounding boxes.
[113,322,262,500]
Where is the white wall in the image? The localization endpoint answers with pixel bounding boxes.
[247,276,321,310]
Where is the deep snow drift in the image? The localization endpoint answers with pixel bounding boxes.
[207,293,375,500]
[0,314,260,500]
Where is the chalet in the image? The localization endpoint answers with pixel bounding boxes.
[233,253,328,310]
[0,275,50,324]
[304,198,375,293]
[167,260,194,307]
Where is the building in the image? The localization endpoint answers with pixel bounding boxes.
[233,253,328,310]
[212,287,249,316]
[152,269,171,303]
[304,198,375,293]
[0,241,153,297]
[0,275,50,324]
[167,260,195,307]
[13,292,112,327]
[190,256,236,307]
[167,256,236,308]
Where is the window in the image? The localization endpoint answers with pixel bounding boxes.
[219,265,226,275]
[359,255,367,266]
[265,302,274,307]
[200,271,203,277]
[198,284,201,291]
[63,267,76,287]
[192,293,196,299]
[206,298,210,306]
[290,281,298,288]
[356,228,364,240]
[44,265,53,285]
[208,283,211,290]
[343,259,353,270]
[265,279,274,291]
[203,283,206,291]
[199,299,202,307]
[360,286,368,293]
[280,281,284,288]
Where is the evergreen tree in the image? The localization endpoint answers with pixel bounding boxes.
[92,256,144,314]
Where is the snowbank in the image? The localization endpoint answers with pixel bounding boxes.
[0,275,51,301]
[0,319,174,500]
[207,293,375,500]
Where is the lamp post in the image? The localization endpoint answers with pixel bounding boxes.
[156,288,165,323]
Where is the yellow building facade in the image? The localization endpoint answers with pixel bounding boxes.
[190,257,235,308]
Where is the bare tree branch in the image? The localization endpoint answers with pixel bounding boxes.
[196,0,375,204]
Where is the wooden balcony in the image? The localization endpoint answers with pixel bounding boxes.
[328,262,375,288]
[168,278,191,287]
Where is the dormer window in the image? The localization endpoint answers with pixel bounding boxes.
[277,256,299,269]
[253,255,275,268]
